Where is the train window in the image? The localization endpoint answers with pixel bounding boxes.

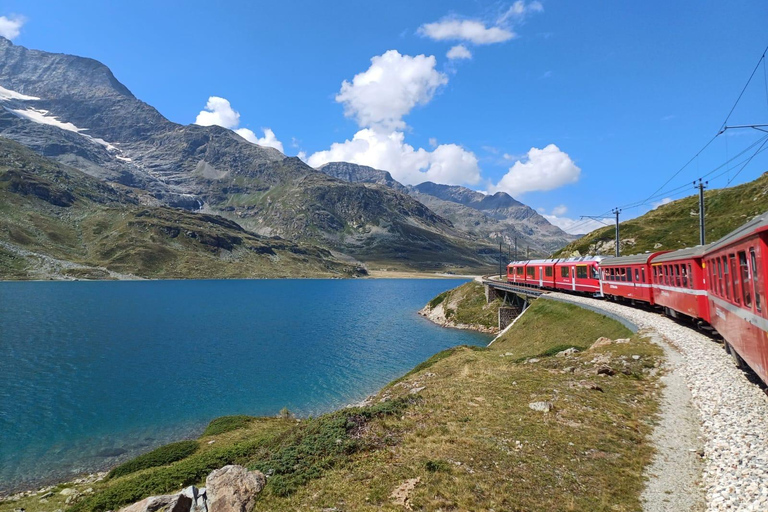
[739,251,751,308]
[653,266,658,283]
[576,266,588,279]
[591,266,600,280]
[561,266,569,278]
[527,267,535,277]
[674,265,680,287]
[662,265,668,285]
[688,264,693,289]
[545,267,553,277]
[681,265,688,288]
[641,267,645,282]
[626,267,632,282]
[730,256,740,305]
[517,267,523,275]
[722,257,730,300]
[635,268,640,281]
[750,249,761,311]
[717,259,723,296]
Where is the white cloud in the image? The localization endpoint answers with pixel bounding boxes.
[0,15,24,40]
[491,144,580,196]
[543,215,610,235]
[418,2,543,46]
[235,127,284,152]
[195,96,240,129]
[446,44,472,60]
[429,137,438,148]
[652,197,673,209]
[497,1,544,24]
[335,50,447,131]
[552,204,567,216]
[418,19,514,45]
[307,128,480,186]
[194,96,284,153]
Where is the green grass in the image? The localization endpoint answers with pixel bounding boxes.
[426,281,502,329]
[107,441,199,480]
[555,172,768,257]
[492,299,632,359]
[202,415,255,436]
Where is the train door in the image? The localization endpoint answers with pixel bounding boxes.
[571,266,576,291]
[539,266,544,287]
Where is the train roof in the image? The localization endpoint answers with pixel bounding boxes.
[706,211,768,253]
[527,258,560,265]
[653,244,710,263]
[558,255,604,264]
[601,251,668,266]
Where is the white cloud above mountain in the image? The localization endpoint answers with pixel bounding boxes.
[335,50,447,131]
[491,144,580,195]
[307,128,480,186]
[194,96,284,152]
[0,15,25,40]
[446,44,472,60]
[309,50,481,186]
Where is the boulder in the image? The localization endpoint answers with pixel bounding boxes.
[590,337,613,350]
[206,465,266,512]
[528,401,554,413]
[556,347,579,357]
[119,495,173,512]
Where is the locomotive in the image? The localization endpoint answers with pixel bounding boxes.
[507,211,768,384]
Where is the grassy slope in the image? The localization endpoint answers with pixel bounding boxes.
[424,281,502,330]
[555,172,768,257]
[0,139,363,280]
[6,292,665,512]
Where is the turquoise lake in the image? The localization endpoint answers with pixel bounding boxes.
[0,279,490,493]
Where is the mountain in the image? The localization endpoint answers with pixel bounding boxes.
[0,138,365,280]
[554,172,768,257]
[0,37,500,275]
[319,162,408,193]
[318,162,575,256]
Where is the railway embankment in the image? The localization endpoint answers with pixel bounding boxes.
[418,281,502,333]
[548,292,768,511]
[0,291,665,512]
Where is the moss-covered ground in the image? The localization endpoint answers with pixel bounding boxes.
[0,294,663,512]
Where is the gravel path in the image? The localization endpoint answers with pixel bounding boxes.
[547,292,768,511]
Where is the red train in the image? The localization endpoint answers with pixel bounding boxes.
[507,211,768,384]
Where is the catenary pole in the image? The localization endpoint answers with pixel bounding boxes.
[696,179,708,245]
[612,208,621,257]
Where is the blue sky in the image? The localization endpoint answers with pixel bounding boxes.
[1,0,767,233]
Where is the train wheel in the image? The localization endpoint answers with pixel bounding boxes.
[725,342,747,371]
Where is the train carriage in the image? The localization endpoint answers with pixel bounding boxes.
[553,256,603,294]
[651,246,710,323]
[703,212,768,383]
[525,259,559,288]
[600,252,668,304]
[507,261,527,284]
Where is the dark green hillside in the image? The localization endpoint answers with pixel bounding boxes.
[0,138,364,280]
[555,173,768,257]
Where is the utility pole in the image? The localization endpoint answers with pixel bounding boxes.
[695,179,708,245]
[514,237,518,261]
[526,246,529,259]
[499,240,503,279]
[612,208,621,257]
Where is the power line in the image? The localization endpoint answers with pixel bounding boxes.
[719,45,768,133]
[725,137,768,186]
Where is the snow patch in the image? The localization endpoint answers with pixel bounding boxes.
[0,85,39,101]
[9,107,127,157]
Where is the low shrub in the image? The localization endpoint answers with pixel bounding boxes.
[202,415,255,436]
[107,440,199,480]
